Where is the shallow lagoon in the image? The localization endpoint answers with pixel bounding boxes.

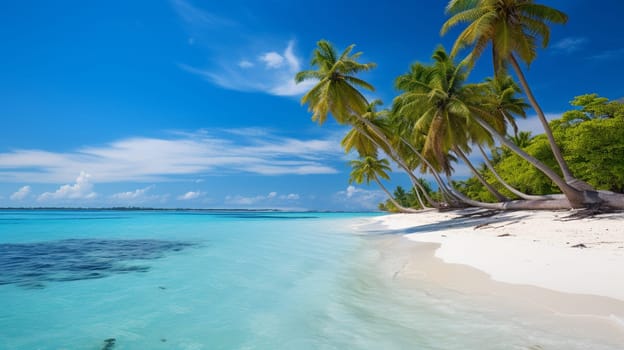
[0,210,619,349]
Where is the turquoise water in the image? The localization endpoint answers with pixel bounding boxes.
[0,210,621,350]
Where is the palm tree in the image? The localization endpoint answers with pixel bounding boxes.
[349,156,419,213]
[478,76,546,200]
[394,45,594,208]
[341,100,434,208]
[297,41,438,208]
[295,40,375,125]
[441,0,580,185]
[393,47,470,174]
[484,75,528,136]
[510,131,533,148]
[394,47,507,202]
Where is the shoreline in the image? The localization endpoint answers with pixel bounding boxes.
[366,209,624,301]
[355,209,624,346]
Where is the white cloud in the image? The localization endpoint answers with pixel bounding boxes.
[178,191,204,200]
[514,113,561,137]
[283,193,299,200]
[170,0,234,27]
[283,41,301,72]
[224,191,299,206]
[224,194,265,205]
[259,52,284,68]
[0,129,342,183]
[238,60,254,68]
[10,185,31,201]
[335,185,387,210]
[111,185,155,200]
[552,37,587,53]
[38,171,97,201]
[588,48,624,61]
[181,40,315,96]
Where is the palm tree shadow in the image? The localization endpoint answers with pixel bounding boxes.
[362,210,532,236]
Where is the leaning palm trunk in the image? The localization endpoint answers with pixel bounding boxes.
[398,136,460,204]
[352,118,440,208]
[350,123,431,209]
[410,182,427,210]
[374,177,420,213]
[453,146,509,202]
[477,145,550,201]
[472,115,590,208]
[508,54,586,188]
[445,176,572,210]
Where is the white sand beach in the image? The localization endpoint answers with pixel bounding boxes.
[359,209,624,346]
[369,209,624,300]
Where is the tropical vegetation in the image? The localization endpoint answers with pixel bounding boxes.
[295,0,624,212]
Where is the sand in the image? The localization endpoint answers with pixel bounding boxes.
[367,209,624,301]
[356,209,624,346]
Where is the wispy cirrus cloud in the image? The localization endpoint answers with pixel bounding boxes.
[170,0,236,28]
[180,40,315,96]
[0,129,342,184]
[588,48,624,61]
[552,37,587,53]
[171,0,315,96]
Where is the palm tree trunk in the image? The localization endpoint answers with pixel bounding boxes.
[453,146,509,202]
[472,115,590,208]
[411,183,427,209]
[445,177,572,210]
[477,144,549,200]
[373,176,420,213]
[398,136,459,202]
[509,54,577,184]
[351,119,439,208]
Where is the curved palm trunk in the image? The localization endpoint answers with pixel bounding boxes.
[374,176,420,213]
[509,54,579,185]
[453,146,509,202]
[398,136,459,203]
[477,144,550,200]
[445,176,572,210]
[391,159,428,209]
[472,115,590,208]
[411,183,427,210]
[350,124,433,208]
[351,119,440,208]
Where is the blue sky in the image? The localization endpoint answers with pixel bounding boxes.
[0,0,623,210]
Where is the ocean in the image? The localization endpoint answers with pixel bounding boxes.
[0,210,620,349]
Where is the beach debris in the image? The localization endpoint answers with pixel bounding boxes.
[458,209,501,219]
[559,206,620,221]
[102,338,116,350]
[474,222,491,230]
[571,243,588,248]
[497,233,512,237]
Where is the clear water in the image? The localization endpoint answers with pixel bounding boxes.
[0,210,621,350]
